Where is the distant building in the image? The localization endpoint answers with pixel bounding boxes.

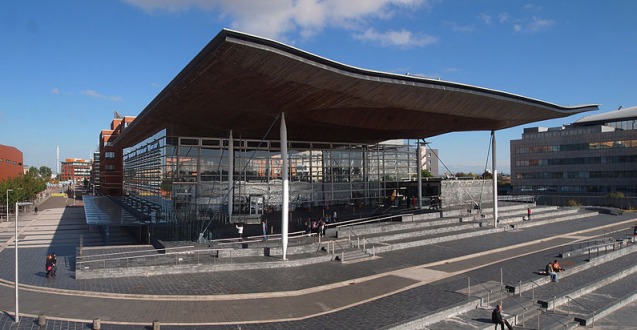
[91,151,100,194]
[60,158,92,184]
[0,144,24,181]
[420,146,439,177]
[98,116,135,195]
[511,106,637,197]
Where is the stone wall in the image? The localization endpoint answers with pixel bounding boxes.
[441,179,493,209]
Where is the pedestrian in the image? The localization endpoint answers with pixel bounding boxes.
[491,304,513,330]
[45,253,56,278]
[261,219,267,241]
[527,207,532,221]
[235,223,244,239]
[34,206,38,215]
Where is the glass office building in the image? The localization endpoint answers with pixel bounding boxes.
[511,106,637,197]
[123,129,425,240]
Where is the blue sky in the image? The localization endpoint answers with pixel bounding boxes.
[1,0,635,174]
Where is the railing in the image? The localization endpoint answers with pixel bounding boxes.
[498,195,535,203]
[77,231,315,270]
[565,295,595,327]
[343,226,379,258]
[465,274,493,307]
[536,307,571,330]
[501,267,577,329]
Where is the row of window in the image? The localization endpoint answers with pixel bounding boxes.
[516,139,637,154]
[0,158,21,166]
[515,170,637,180]
[515,155,637,167]
[514,185,637,195]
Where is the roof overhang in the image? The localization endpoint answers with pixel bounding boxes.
[115,29,598,147]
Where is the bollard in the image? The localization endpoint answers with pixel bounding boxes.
[38,314,46,327]
[153,320,161,330]
[93,318,101,330]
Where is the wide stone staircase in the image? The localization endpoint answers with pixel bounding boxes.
[74,203,601,278]
[329,203,598,262]
[401,236,637,330]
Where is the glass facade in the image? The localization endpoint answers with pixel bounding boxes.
[123,130,422,240]
[511,118,637,197]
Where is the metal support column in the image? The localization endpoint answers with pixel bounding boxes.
[228,130,234,222]
[417,140,423,208]
[491,130,498,227]
[281,113,289,260]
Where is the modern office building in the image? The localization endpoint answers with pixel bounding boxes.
[90,151,100,194]
[0,144,24,181]
[87,29,597,243]
[420,147,439,177]
[60,158,92,184]
[98,115,136,195]
[510,106,637,198]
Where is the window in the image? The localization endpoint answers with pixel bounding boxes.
[105,164,115,171]
[105,152,115,159]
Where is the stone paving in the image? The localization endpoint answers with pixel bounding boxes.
[1,196,637,329]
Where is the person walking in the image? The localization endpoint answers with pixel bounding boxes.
[527,207,532,221]
[492,304,513,330]
[235,223,244,239]
[261,219,267,241]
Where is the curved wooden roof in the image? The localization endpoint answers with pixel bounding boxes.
[115,29,598,147]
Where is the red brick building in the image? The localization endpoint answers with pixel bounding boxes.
[0,144,24,181]
[98,116,135,195]
[60,158,92,184]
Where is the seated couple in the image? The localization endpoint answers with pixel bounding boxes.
[545,260,565,282]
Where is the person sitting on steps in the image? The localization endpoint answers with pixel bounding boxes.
[546,262,559,282]
[552,259,565,272]
[491,304,513,330]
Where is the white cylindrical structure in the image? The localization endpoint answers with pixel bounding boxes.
[281,113,289,260]
[14,203,19,323]
[228,130,234,221]
[417,140,423,208]
[492,131,498,227]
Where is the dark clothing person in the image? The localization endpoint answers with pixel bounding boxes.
[45,254,56,278]
[492,305,513,330]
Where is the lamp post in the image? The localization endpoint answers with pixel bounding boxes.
[14,201,33,323]
[5,189,12,223]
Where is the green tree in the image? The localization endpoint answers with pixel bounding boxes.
[27,166,40,178]
[421,169,433,177]
[39,166,53,180]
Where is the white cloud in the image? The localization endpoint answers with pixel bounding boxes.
[527,16,555,32]
[121,0,431,43]
[478,13,491,25]
[498,13,511,23]
[354,28,437,48]
[445,21,474,32]
[82,90,123,102]
[50,88,60,94]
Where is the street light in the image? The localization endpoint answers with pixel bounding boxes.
[5,189,12,223]
[14,201,33,323]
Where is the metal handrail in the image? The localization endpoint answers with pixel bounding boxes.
[500,267,556,309]
[565,295,596,327]
[537,306,570,329]
[343,226,378,258]
[79,245,195,261]
[466,274,493,306]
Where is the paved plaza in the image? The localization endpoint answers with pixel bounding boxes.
[1,196,637,329]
